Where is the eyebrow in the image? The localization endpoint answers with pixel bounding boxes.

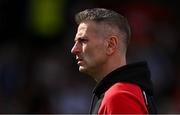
[74,36,88,42]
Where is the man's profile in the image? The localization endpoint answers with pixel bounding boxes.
[71,8,157,114]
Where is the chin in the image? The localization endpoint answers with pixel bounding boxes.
[79,66,88,73]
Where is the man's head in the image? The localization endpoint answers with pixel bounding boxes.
[75,8,131,47]
[71,8,131,81]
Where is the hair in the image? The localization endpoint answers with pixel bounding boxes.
[75,8,131,46]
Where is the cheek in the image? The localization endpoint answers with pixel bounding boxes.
[94,42,107,56]
[86,44,106,62]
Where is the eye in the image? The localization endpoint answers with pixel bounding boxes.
[79,38,88,43]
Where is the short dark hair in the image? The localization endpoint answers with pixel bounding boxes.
[75,8,131,46]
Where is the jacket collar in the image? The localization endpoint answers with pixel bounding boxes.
[93,61,154,98]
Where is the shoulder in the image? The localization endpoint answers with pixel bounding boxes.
[98,83,148,114]
[106,82,142,97]
[103,82,144,104]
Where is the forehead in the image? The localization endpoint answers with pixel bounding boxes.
[75,21,98,38]
[76,23,88,37]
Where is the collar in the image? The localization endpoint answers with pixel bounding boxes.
[93,61,153,98]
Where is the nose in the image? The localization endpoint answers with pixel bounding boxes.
[71,42,81,55]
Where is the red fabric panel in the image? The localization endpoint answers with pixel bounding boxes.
[98,83,148,114]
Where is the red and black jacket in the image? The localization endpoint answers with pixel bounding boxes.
[89,61,157,114]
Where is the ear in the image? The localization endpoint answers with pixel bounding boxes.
[106,36,118,55]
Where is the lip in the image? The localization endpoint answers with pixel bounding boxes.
[77,61,82,65]
[77,58,83,65]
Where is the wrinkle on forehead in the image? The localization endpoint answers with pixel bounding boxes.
[75,22,99,40]
[76,23,88,38]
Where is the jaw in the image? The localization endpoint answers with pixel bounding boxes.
[79,65,92,75]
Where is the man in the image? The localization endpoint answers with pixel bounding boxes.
[71,8,157,114]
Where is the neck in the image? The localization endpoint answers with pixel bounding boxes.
[93,55,126,83]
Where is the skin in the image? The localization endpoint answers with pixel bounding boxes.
[71,21,126,82]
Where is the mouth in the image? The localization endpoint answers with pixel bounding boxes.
[76,58,83,65]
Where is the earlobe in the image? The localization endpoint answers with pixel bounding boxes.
[106,36,118,55]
